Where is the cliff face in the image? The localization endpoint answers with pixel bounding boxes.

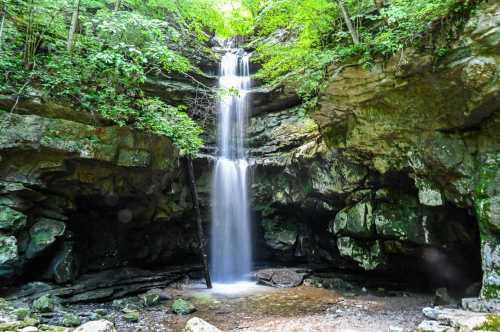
[0,37,219,286]
[0,0,498,302]
[249,0,499,298]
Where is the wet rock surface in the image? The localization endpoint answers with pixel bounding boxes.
[255,268,308,288]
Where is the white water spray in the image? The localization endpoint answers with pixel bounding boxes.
[210,49,252,283]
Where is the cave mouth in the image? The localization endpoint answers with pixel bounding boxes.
[252,202,483,297]
[18,192,200,287]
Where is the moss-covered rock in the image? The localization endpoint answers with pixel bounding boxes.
[0,206,27,231]
[26,218,65,259]
[62,313,81,327]
[172,299,195,315]
[32,295,55,313]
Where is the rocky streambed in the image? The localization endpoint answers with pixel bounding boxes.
[1,268,499,332]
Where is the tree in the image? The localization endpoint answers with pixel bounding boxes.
[114,0,121,11]
[67,0,80,51]
[0,2,6,48]
[337,0,359,45]
[185,157,212,289]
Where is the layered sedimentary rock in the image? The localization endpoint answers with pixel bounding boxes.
[249,0,499,298]
[0,106,201,286]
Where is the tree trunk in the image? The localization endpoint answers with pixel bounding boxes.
[337,0,359,45]
[114,0,121,11]
[67,0,80,52]
[0,5,6,49]
[186,156,212,289]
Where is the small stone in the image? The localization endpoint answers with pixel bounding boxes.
[94,309,107,316]
[389,326,403,332]
[172,299,196,315]
[74,319,115,332]
[417,320,449,332]
[183,317,221,332]
[62,312,81,327]
[122,309,139,322]
[361,287,367,293]
[32,295,55,313]
[422,307,441,320]
[18,327,38,332]
[13,307,30,320]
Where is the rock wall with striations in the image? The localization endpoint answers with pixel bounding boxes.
[248,0,499,298]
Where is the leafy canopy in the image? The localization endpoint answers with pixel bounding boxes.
[236,0,477,106]
[0,0,229,155]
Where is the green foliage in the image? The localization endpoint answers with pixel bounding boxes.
[135,99,203,155]
[248,0,477,106]
[0,0,209,155]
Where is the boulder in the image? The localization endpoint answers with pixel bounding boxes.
[184,317,221,332]
[73,320,115,332]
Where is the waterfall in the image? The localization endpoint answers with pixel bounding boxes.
[210,49,252,283]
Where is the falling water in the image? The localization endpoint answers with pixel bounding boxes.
[210,49,252,283]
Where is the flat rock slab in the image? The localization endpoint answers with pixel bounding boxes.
[256,268,308,288]
[2,266,200,304]
[421,307,490,331]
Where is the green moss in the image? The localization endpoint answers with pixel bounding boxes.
[481,284,500,299]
